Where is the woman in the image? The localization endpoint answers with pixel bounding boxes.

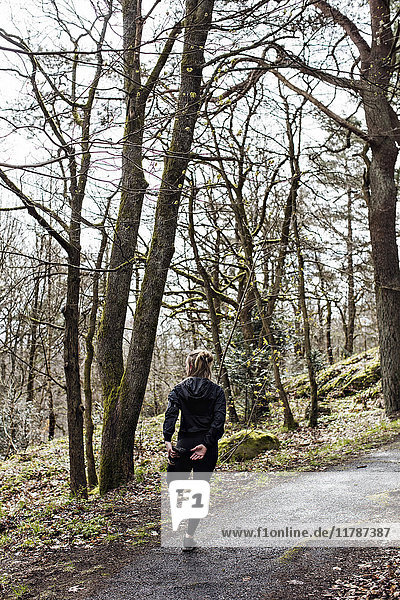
[163,349,226,551]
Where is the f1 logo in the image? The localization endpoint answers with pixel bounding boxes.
[168,479,210,531]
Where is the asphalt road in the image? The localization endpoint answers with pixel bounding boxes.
[86,439,400,600]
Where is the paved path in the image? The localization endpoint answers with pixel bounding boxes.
[86,439,400,600]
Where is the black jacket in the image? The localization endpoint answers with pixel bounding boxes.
[163,377,226,449]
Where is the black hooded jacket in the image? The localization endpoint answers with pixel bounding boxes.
[163,377,226,449]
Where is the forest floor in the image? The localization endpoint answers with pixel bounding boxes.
[1,347,400,599]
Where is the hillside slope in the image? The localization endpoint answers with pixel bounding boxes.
[285,346,381,407]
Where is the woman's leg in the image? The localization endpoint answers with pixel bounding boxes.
[187,444,218,536]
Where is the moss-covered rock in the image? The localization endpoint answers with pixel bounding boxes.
[283,347,381,404]
[319,363,362,397]
[341,356,380,395]
[219,429,279,461]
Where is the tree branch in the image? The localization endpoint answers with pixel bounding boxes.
[312,0,371,66]
[0,169,71,254]
[271,70,370,142]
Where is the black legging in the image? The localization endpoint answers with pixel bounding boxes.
[167,433,218,536]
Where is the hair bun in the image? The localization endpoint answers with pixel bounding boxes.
[199,350,213,363]
[186,349,213,379]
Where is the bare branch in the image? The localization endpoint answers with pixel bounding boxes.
[271,70,369,142]
[312,0,371,65]
[0,169,71,253]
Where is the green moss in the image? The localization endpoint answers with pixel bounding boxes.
[319,363,361,396]
[291,377,310,397]
[127,523,157,546]
[341,356,380,394]
[284,347,381,402]
[10,583,30,599]
[0,533,12,548]
[99,377,131,495]
[219,429,279,462]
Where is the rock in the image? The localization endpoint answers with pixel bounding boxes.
[219,429,279,461]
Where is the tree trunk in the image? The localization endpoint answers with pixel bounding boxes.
[344,187,356,356]
[63,245,87,498]
[326,299,333,365]
[48,380,56,441]
[45,246,56,441]
[83,227,107,489]
[96,3,182,399]
[96,0,148,397]
[26,271,40,445]
[366,121,400,417]
[83,320,98,489]
[99,0,215,494]
[361,0,400,417]
[315,253,333,365]
[293,207,319,427]
[292,300,304,357]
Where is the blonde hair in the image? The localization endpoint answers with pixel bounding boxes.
[186,349,213,379]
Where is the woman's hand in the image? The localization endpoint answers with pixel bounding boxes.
[190,444,207,460]
[165,441,178,464]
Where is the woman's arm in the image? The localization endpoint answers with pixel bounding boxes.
[163,389,181,464]
[202,387,226,448]
[163,389,180,443]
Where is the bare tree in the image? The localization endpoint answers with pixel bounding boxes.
[0,0,114,495]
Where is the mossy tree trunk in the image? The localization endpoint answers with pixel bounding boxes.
[96,2,182,399]
[99,0,216,494]
[362,75,400,416]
